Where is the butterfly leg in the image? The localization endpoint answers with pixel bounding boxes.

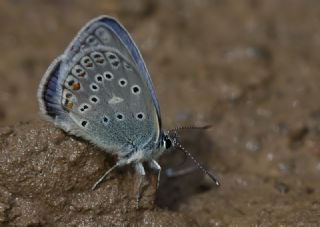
[134,162,145,209]
[148,160,161,189]
[165,166,197,178]
[92,162,120,190]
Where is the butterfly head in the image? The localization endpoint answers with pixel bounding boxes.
[160,132,174,151]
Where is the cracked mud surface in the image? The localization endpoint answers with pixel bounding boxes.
[0,0,320,226]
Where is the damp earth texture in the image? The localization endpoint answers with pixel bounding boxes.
[0,0,320,226]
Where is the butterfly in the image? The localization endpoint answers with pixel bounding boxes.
[37,15,219,207]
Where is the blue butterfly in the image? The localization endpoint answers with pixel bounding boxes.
[38,16,219,207]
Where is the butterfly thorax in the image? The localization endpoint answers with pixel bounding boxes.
[117,131,172,164]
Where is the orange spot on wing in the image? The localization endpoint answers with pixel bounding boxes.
[72,82,81,90]
[63,99,73,111]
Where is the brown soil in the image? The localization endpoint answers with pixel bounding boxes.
[1,0,320,226]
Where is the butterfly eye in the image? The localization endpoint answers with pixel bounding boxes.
[165,138,172,149]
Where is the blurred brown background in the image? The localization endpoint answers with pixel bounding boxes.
[1,0,320,225]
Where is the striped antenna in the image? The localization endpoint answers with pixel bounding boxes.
[174,140,220,186]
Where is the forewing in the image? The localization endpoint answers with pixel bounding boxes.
[63,16,161,119]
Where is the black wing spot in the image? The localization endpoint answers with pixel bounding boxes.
[102,116,109,125]
[116,113,124,121]
[79,103,90,112]
[111,61,120,68]
[118,78,127,87]
[90,83,99,91]
[72,65,87,78]
[108,53,116,59]
[104,72,114,80]
[131,85,141,95]
[68,80,74,86]
[106,52,120,69]
[86,35,100,46]
[90,96,99,103]
[135,112,145,121]
[123,62,133,71]
[81,56,94,69]
[95,74,103,83]
[90,51,106,65]
[81,120,88,127]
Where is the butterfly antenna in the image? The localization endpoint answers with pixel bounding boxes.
[169,125,212,133]
[174,140,220,186]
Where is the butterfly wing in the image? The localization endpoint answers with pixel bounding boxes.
[38,16,161,157]
[64,16,161,120]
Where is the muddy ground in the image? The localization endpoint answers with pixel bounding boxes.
[0,0,320,226]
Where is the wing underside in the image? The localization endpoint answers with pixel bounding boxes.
[38,16,161,156]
